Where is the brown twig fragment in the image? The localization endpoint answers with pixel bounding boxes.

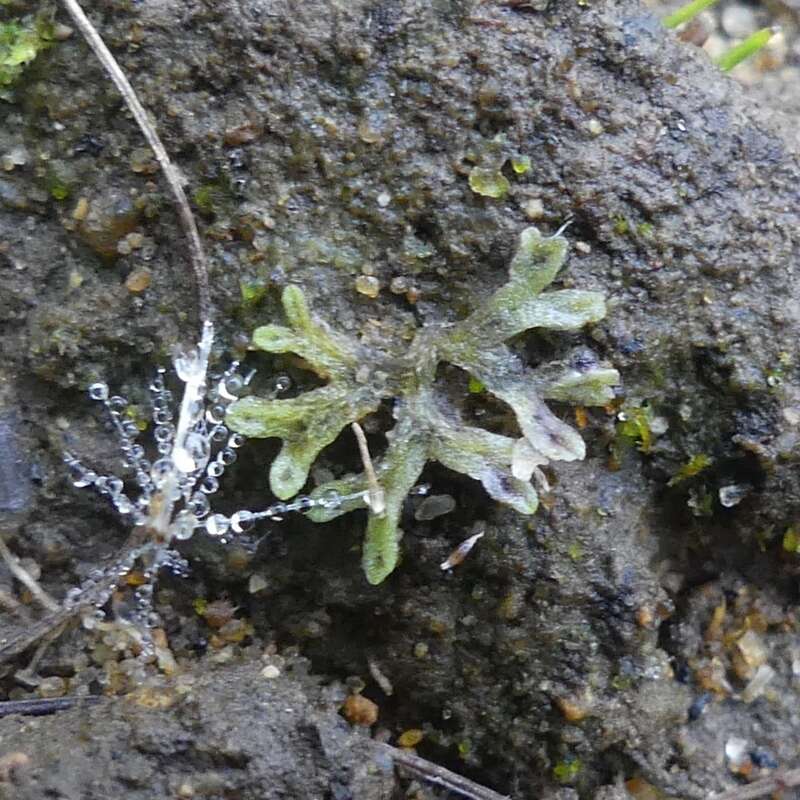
[57,0,212,326]
[710,768,800,800]
[374,742,511,800]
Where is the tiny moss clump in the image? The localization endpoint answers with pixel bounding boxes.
[0,14,52,88]
[468,166,510,199]
[228,227,619,584]
[668,453,712,486]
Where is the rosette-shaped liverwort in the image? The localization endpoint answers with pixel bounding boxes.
[227,227,620,584]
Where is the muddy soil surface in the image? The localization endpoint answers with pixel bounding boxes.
[1,1,799,798]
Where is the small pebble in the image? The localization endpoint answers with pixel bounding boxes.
[414,493,456,521]
[524,198,544,220]
[37,676,67,698]
[125,268,151,293]
[72,197,89,221]
[355,275,380,298]
[261,664,281,679]
[248,573,268,594]
[587,118,604,136]
[389,276,408,294]
[719,483,749,508]
[342,694,379,726]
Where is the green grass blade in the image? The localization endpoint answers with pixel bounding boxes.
[716,27,776,72]
[663,0,720,29]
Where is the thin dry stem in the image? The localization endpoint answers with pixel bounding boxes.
[351,422,386,515]
[58,0,211,326]
[0,538,58,613]
[0,695,101,718]
[375,742,511,800]
[0,607,76,666]
[710,768,800,800]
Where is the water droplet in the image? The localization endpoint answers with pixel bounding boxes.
[153,409,172,425]
[223,374,245,398]
[211,425,228,443]
[188,491,210,518]
[114,495,133,514]
[89,382,109,401]
[63,586,83,609]
[319,490,342,510]
[219,448,237,466]
[268,502,287,517]
[200,476,219,494]
[231,510,254,533]
[228,433,246,449]
[108,395,128,411]
[274,376,291,393]
[122,421,139,438]
[68,462,92,488]
[206,404,227,425]
[154,424,174,443]
[172,509,198,541]
[295,496,313,511]
[208,461,224,478]
[205,513,230,537]
[150,458,173,486]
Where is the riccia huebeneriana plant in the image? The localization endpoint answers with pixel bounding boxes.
[226,226,620,584]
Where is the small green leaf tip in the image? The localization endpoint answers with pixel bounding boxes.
[662,0,720,30]
[228,226,619,583]
[715,27,777,72]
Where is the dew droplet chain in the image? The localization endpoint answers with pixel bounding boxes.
[61,322,363,651]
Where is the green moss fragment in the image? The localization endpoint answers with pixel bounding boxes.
[553,758,582,784]
[228,227,619,584]
[782,527,800,554]
[240,279,268,308]
[0,15,52,87]
[192,181,232,217]
[567,541,583,561]
[510,154,531,175]
[467,376,485,394]
[612,216,629,236]
[668,453,712,486]
[468,166,510,199]
[616,404,658,453]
